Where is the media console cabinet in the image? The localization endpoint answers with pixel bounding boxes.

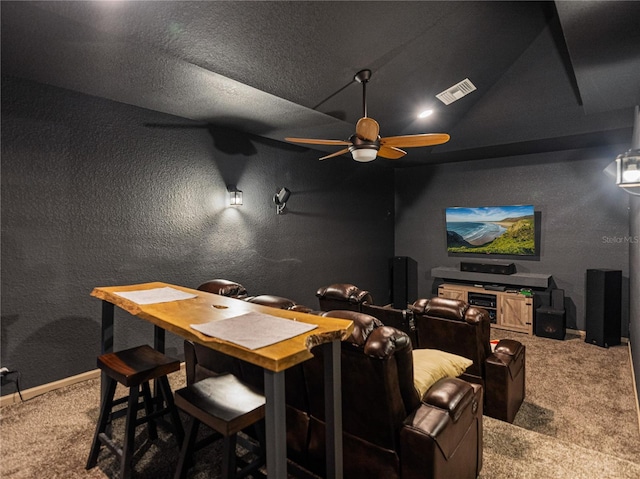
[432,267,553,336]
[438,283,533,335]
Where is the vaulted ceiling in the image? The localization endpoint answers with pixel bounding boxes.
[2,1,639,166]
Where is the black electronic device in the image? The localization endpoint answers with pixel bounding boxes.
[585,269,621,348]
[390,256,418,309]
[460,262,516,275]
[535,289,566,340]
[468,292,497,309]
[483,284,506,292]
[468,292,497,323]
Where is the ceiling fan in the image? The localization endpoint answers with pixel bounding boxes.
[285,69,450,162]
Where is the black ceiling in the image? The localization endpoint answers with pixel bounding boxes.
[2,1,639,166]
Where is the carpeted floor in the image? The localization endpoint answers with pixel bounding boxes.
[1,330,639,479]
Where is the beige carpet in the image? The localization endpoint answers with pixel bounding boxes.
[1,331,639,479]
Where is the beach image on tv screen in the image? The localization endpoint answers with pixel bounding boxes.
[446,205,535,255]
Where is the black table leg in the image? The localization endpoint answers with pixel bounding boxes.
[324,339,343,479]
[264,369,287,478]
[100,301,115,404]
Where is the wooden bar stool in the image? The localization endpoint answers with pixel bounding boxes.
[174,374,266,479]
[86,344,184,479]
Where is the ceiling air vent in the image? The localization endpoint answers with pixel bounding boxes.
[436,78,476,105]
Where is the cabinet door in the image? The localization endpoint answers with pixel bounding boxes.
[438,286,467,301]
[499,295,533,334]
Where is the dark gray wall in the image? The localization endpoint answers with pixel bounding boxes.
[0,77,395,393]
[394,148,631,335]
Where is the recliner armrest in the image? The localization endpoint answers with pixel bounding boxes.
[422,377,477,423]
[400,378,483,476]
[486,339,525,380]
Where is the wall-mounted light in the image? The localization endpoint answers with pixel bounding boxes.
[616,149,640,187]
[273,187,290,214]
[227,185,243,206]
[614,105,640,195]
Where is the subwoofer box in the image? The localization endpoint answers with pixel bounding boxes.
[535,310,566,340]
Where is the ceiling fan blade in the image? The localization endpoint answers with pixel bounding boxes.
[378,145,407,160]
[285,137,352,146]
[318,148,350,161]
[355,117,380,142]
[380,133,450,148]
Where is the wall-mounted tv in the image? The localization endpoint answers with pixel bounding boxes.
[446,205,537,256]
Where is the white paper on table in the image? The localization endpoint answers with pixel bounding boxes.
[113,287,198,305]
[191,312,317,350]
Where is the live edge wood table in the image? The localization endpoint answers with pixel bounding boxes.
[91,282,354,479]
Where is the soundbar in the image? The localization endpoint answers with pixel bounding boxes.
[460,262,516,275]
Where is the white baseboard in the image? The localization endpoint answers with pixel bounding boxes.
[0,362,186,408]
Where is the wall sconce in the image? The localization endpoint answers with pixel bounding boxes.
[614,105,640,194]
[616,149,640,187]
[227,185,243,206]
[273,187,290,215]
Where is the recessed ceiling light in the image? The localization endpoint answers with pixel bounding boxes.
[418,109,434,119]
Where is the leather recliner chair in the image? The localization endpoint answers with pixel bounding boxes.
[300,310,483,479]
[197,278,248,298]
[316,283,373,312]
[316,283,418,347]
[244,294,313,313]
[410,297,525,423]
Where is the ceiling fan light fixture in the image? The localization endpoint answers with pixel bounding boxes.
[350,147,378,162]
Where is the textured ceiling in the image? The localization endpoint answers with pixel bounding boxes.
[2,1,639,166]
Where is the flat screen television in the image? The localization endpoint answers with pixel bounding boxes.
[445,205,536,256]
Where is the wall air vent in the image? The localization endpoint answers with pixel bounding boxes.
[436,78,477,105]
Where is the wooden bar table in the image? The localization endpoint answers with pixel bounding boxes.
[91,282,353,479]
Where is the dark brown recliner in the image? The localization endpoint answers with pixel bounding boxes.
[361,302,419,348]
[299,310,483,479]
[244,294,313,313]
[410,297,525,423]
[316,283,373,312]
[197,278,248,298]
[317,283,418,345]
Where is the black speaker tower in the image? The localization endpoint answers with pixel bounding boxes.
[390,256,417,309]
[585,269,622,348]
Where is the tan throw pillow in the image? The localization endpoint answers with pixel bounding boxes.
[412,349,473,398]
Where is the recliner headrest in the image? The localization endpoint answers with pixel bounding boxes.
[411,298,489,325]
[364,326,411,358]
[316,283,374,305]
[245,295,298,310]
[322,310,382,347]
[197,279,248,298]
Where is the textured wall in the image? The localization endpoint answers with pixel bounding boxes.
[0,77,394,393]
[394,148,631,334]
